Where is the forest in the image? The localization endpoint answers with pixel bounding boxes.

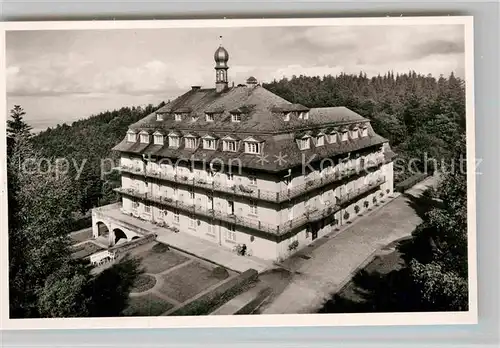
[7,71,467,316]
[263,71,465,182]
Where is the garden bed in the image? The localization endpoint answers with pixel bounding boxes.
[122,293,174,316]
[71,242,104,259]
[159,261,230,303]
[131,274,157,293]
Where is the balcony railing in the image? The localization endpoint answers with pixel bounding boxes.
[115,177,385,236]
[119,155,386,204]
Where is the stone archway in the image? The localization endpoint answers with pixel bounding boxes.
[113,228,128,245]
[96,221,110,238]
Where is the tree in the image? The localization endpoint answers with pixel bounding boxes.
[7,105,32,139]
[8,137,142,318]
[406,135,468,310]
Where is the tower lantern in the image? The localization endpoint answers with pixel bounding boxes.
[214,36,229,93]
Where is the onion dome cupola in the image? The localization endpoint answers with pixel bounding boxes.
[214,36,229,93]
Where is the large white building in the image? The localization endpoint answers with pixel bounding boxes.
[92,43,395,262]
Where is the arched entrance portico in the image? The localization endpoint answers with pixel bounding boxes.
[113,228,128,245]
[96,221,109,238]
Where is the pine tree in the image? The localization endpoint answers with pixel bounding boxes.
[7,105,32,139]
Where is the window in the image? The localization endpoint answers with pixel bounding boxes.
[351,129,359,139]
[328,133,337,143]
[207,224,215,236]
[284,112,291,121]
[226,225,236,242]
[316,135,325,146]
[341,131,348,141]
[185,138,196,149]
[361,127,368,137]
[223,140,237,152]
[174,113,182,121]
[189,188,195,200]
[169,136,180,148]
[140,133,149,144]
[249,175,257,186]
[245,142,261,154]
[144,205,151,214]
[227,173,234,182]
[298,138,310,150]
[154,134,164,145]
[156,113,164,121]
[302,111,309,120]
[203,139,216,150]
[127,131,136,142]
[189,215,196,228]
[206,113,214,122]
[158,210,165,219]
[249,200,258,215]
[231,113,242,122]
[191,115,198,122]
[207,194,213,209]
[173,209,179,223]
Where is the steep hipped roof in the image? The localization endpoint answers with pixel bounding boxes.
[114,85,391,172]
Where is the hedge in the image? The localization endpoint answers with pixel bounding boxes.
[168,269,258,316]
[395,172,430,193]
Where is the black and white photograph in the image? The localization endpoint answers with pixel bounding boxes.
[1,17,476,329]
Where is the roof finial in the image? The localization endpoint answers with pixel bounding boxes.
[219,35,223,46]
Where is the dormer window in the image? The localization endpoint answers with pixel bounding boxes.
[206,113,215,122]
[299,111,309,120]
[328,132,337,144]
[185,137,196,149]
[174,113,182,121]
[223,140,237,152]
[298,138,310,150]
[341,130,349,142]
[351,126,359,139]
[153,131,164,145]
[127,130,137,142]
[191,115,198,122]
[243,136,263,154]
[245,142,260,154]
[316,135,325,146]
[156,113,164,121]
[139,131,150,144]
[169,135,180,148]
[231,113,242,122]
[203,139,216,150]
[361,125,368,137]
[284,112,291,122]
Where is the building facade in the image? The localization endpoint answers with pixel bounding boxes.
[92,43,395,262]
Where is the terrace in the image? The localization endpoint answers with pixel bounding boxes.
[115,177,386,237]
[119,155,386,204]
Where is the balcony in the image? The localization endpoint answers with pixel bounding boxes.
[120,156,386,204]
[115,177,385,237]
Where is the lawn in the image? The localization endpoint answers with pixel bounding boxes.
[136,243,190,274]
[69,228,93,244]
[122,293,174,316]
[159,261,230,303]
[71,241,104,259]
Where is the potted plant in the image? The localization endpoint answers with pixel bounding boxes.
[288,240,299,251]
[354,205,360,215]
[343,211,350,221]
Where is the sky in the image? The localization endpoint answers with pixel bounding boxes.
[6,24,465,133]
